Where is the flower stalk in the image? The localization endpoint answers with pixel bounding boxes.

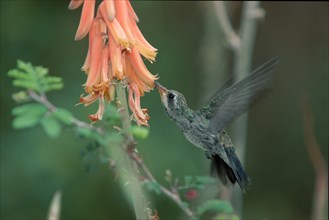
[114,81,150,219]
[113,82,195,219]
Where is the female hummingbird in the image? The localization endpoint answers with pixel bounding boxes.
[155,58,279,192]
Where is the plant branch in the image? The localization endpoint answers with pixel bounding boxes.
[114,82,195,218]
[231,0,262,169]
[115,82,149,220]
[27,90,104,134]
[212,1,240,50]
[28,86,195,218]
[130,151,195,218]
[230,2,263,217]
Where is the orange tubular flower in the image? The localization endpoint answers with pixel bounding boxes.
[69,0,158,126]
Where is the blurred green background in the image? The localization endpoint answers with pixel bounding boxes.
[1,1,328,219]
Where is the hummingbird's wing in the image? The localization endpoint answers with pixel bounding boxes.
[197,57,279,134]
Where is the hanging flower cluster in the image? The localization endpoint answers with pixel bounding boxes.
[68,0,158,126]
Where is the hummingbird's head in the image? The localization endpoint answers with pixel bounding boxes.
[155,81,189,121]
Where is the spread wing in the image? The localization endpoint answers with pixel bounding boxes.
[196,57,279,133]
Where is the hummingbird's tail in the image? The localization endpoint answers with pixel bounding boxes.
[210,148,250,192]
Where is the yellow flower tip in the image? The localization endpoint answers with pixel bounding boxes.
[92,84,103,92]
[149,78,159,89]
[119,40,131,49]
[81,67,89,75]
[85,86,93,93]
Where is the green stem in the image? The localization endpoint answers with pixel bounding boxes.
[115,82,195,218]
[115,82,133,142]
[115,82,149,220]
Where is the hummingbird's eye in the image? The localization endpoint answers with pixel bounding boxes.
[168,93,175,99]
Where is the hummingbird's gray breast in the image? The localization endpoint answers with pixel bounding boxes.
[181,114,218,151]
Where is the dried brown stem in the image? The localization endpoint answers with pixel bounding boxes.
[301,95,328,220]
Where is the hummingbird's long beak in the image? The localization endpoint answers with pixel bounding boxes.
[154,81,168,97]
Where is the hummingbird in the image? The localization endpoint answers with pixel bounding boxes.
[155,58,279,192]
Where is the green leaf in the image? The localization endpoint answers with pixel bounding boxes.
[77,127,104,143]
[41,115,62,138]
[196,176,216,185]
[12,103,47,117]
[11,91,30,103]
[13,79,39,91]
[17,60,34,75]
[77,127,93,138]
[44,76,62,83]
[212,214,240,220]
[12,115,40,129]
[184,176,193,186]
[34,66,48,77]
[42,76,64,92]
[131,125,149,139]
[9,60,64,93]
[193,176,216,190]
[12,104,47,129]
[53,108,73,125]
[196,200,234,217]
[7,69,32,80]
[44,83,63,92]
[142,181,162,195]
